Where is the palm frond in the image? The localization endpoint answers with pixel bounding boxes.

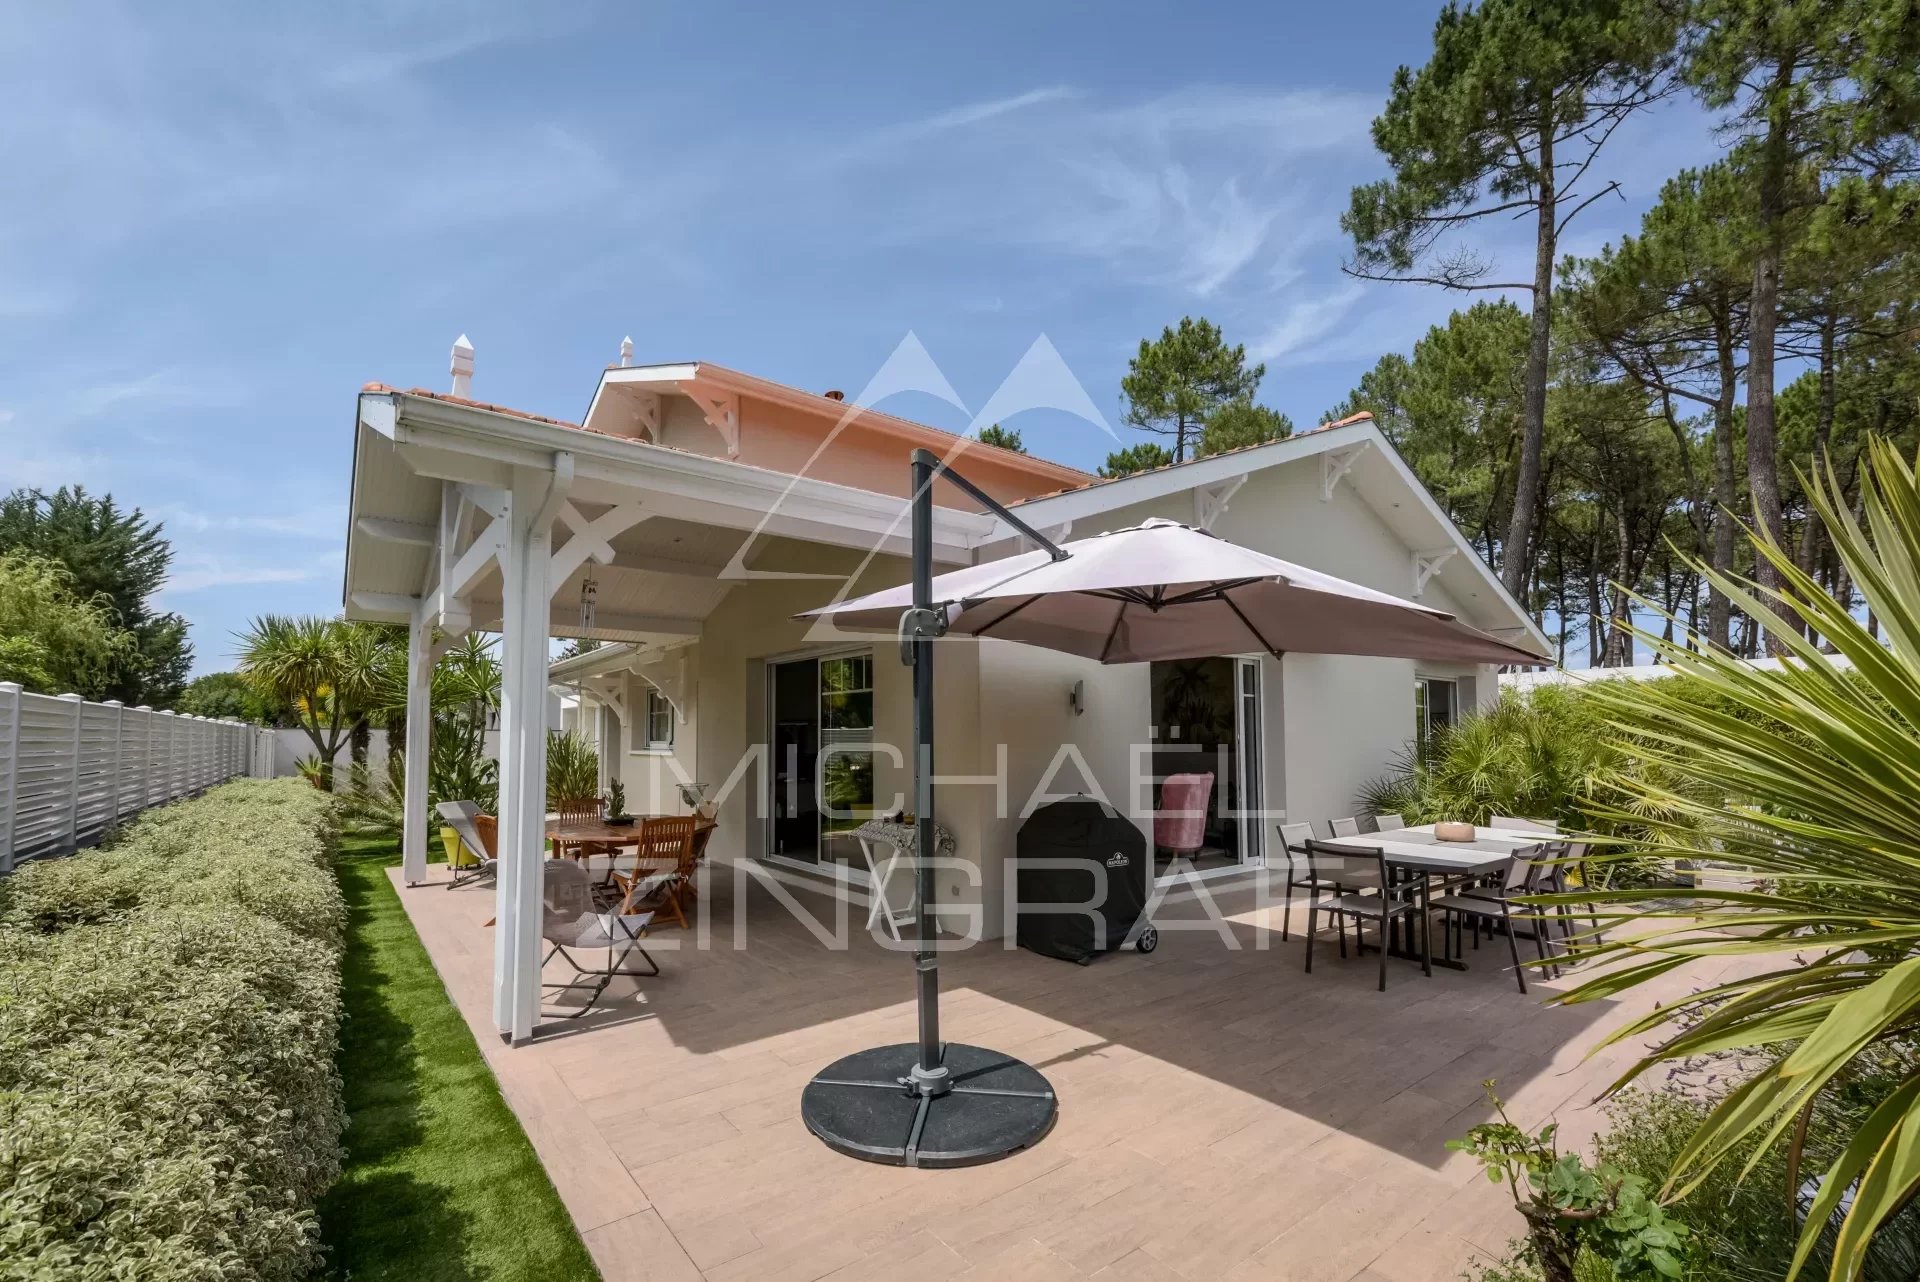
[1550,438,1920,1282]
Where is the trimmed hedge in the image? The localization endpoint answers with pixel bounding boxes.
[0,779,345,1281]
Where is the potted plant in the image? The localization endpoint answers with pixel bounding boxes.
[604,778,634,826]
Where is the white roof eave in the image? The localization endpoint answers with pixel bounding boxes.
[354,389,996,560]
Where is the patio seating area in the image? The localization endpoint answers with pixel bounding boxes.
[392,849,1759,1282]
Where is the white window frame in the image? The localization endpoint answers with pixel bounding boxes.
[643,687,675,750]
[1415,675,1458,758]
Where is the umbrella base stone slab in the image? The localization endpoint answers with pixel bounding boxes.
[801,1042,1056,1168]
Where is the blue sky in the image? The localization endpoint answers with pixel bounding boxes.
[0,1,1722,676]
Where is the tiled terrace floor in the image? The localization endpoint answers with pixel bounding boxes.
[391,862,1746,1282]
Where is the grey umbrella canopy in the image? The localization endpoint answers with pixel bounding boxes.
[804,518,1546,667]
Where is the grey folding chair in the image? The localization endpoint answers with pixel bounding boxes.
[437,800,495,889]
[1537,838,1605,949]
[1370,812,1405,833]
[1301,840,1430,990]
[1487,817,1596,945]
[1431,843,1559,993]
[1273,822,1317,942]
[541,860,658,1019]
[1329,816,1361,838]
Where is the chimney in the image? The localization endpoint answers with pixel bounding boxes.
[449,334,475,398]
[619,336,634,367]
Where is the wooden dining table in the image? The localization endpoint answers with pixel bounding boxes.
[1320,823,1549,971]
[546,814,717,861]
[481,816,719,928]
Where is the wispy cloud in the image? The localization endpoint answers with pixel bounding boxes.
[0,3,617,268]
[1249,283,1367,365]
[910,86,1079,133]
[736,86,1379,301]
[161,561,321,596]
[68,368,246,420]
[0,441,111,490]
[154,504,347,541]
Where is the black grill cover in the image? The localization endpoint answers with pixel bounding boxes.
[1015,797,1149,964]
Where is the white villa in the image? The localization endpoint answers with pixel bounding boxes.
[343,340,1548,1043]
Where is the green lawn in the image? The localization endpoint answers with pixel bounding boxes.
[318,833,600,1282]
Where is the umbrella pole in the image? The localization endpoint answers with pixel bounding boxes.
[798,449,1057,1167]
[907,449,949,1096]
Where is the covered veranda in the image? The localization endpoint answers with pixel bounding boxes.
[344,384,995,1043]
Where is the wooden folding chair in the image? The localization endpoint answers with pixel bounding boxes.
[611,815,699,928]
[552,797,604,862]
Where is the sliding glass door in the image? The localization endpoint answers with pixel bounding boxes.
[1234,657,1265,865]
[766,650,875,872]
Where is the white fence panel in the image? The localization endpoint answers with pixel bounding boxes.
[0,682,254,873]
[13,693,74,864]
[74,701,118,847]
[149,712,173,807]
[117,706,148,824]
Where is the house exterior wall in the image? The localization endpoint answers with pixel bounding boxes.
[651,392,1080,510]
[590,438,1518,942]
[1003,458,1505,831]
[602,571,1147,942]
[969,639,1152,939]
[613,670,700,817]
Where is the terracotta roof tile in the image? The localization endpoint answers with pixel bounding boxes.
[362,383,585,430]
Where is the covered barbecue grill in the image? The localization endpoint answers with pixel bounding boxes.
[1015,797,1157,964]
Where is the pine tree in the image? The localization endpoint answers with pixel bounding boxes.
[1120,318,1264,463]
[1559,164,1754,650]
[974,423,1026,453]
[1681,0,1920,649]
[1331,302,1534,565]
[1195,401,1293,458]
[1344,0,1678,602]
[1098,442,1175,479]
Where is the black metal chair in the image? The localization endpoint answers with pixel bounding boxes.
[1301,840,1430,991]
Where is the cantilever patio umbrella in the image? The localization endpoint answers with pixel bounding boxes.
[810,515,1547,668]
[792,452,1547,1170]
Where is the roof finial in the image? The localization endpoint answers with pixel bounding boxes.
[619,336,634,367]
[449,334,475,398]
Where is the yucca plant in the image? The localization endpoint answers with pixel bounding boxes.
[1552,438,1920,1282]
[238,615,401,788]
[546,729,600,810]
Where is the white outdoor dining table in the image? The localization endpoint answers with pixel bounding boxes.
[1318,825,1547,971]
[1320,825,1541,873]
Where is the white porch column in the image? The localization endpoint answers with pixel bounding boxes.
[493,456,572,1042]
[400,609,434,885]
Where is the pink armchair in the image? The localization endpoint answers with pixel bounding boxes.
[1154,772,1215,864]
